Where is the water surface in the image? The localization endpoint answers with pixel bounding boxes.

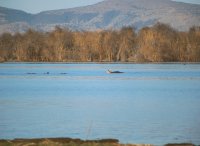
[0,63,200,145]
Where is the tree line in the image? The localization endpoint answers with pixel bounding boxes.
[0,23,200,62]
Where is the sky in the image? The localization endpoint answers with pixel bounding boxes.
[0,0,104,14]
[173,0,200,4]
[0,0,200,14]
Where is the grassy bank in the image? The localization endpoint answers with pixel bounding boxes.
[0,138,152,146]
[0,138,196,146]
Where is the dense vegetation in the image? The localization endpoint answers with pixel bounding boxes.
[0,23,200,62]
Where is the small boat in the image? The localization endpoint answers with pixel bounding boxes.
[106,69,124,74]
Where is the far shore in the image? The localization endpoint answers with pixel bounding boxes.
[0,138,196,146]
[1,61,200,64]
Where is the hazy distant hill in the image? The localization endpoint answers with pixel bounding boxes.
[0,0,200,34]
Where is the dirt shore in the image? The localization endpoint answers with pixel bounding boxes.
[0,138,151,146]
[0,138,196,146]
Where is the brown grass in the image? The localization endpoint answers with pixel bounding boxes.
[0,138,153,146]
[0,138,196,146]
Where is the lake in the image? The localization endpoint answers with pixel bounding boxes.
[0,63,200,145]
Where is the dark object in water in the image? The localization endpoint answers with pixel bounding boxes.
[165,143,195,146]
[27,73,36,74]
[106,69,124,74]
[44,72,49,74]
[60,73,67,74]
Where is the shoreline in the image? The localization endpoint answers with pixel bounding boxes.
[1,61,200,64]
[0,138,151,146]
[0,137,196,146]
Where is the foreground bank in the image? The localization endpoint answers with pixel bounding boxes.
[0,138,196,146]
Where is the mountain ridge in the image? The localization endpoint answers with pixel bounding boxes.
[0,0,200,34]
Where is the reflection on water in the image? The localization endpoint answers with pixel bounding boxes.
[0,63,200,145]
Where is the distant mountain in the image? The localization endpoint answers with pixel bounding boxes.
[0,0,200,34]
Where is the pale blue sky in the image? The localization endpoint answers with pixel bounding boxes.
[0,0,103,14]
[0,0,199,14]
[173,0,200,4]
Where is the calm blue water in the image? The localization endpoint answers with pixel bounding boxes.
[0,63,200,145]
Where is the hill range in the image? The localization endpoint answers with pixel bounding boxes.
[0,0,200,34]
